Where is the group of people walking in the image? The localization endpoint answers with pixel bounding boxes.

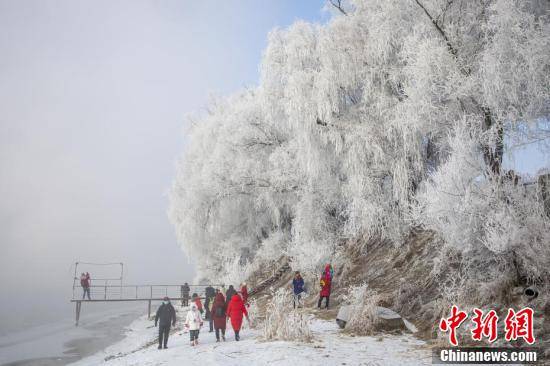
[156,282,250,349]
[150,263,334,350]
[81,264,333,351]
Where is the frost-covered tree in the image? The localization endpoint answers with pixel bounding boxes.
[169,0,549,286]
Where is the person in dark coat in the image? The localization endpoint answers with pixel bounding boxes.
[292,271,305,309]
[181,282,190,306]
[204,289,215,332]
[154,296,176,349]
[205,286,216,299]
[211,292,227,342]
[240,282,249,306]
[225,285,237,305]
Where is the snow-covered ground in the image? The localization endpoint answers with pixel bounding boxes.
[69,309,431,366]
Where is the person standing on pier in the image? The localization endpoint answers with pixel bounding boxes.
[155,296,176,349]
[80,272,91,300]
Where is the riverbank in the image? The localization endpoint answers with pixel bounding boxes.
[69,309,430,366]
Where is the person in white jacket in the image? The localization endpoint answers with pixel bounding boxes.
[185,303,203,346]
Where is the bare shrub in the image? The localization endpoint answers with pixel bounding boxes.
[262,288,312,342]
[244,298,259,329]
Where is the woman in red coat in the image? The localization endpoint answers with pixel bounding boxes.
[226,292,249,341]
[211,292,227,342]
[317,267,332,309]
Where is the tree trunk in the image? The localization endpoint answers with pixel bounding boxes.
[481,107,504,176]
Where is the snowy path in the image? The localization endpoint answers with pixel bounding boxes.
[69,313,431,366]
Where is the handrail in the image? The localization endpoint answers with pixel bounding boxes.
[81,284,225,288]
[71,282,223,326]
[72,283,225,302]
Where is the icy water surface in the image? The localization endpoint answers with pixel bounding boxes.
[0,303,144,366]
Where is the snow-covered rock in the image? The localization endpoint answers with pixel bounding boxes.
[336,305,418,334]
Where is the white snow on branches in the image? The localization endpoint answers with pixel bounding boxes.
[169,0,550,286]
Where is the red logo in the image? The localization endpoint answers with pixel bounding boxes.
[439,306,535,346]
[439,305,468,346]
[504,307,535,344]
[471,308,498,343]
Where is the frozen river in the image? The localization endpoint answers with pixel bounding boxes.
[0,302,144,366]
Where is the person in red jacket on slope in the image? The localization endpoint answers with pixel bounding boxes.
[318,264,333,309]
[226,292,249,341]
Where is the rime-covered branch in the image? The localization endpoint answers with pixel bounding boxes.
[169,1,550,286]
[328,0,347,15]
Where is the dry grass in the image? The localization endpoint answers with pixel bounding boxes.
[247,229,550,344]
[262,288,313,342]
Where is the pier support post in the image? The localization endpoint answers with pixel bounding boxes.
[75,301,82,326]
[148,299,152,319]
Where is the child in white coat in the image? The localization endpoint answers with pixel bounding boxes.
[185,303,203,346]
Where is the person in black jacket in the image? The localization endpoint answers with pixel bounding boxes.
[155,297,176,349]
[225,285,237,306]
[204,286,215,332]
[181,283,190,307]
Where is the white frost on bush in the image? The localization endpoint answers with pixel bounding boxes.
[340,283,381,335]
[262,288,312,342]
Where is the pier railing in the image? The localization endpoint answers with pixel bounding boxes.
[70,283,224,326]
[72,283,223,301]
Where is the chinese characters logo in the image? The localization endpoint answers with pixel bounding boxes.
[439,306,535,346]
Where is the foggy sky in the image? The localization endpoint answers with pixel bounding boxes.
[0,0,326,330]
